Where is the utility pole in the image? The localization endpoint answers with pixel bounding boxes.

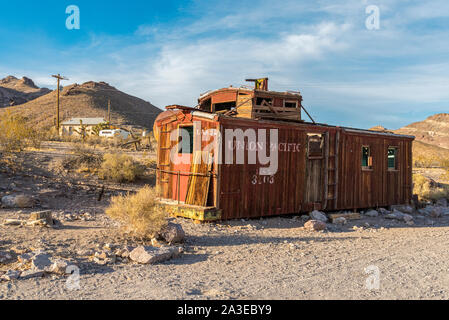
[51,74,69,132]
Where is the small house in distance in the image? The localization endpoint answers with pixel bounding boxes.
[60,117,106,136]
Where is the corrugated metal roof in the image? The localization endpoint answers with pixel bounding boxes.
[61,118,106,125]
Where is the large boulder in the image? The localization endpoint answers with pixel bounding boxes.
[129,246,183,264]
[1,195,35,208]
[389,205,414,214]
[304,220,326,231]
[385,210,406,220]
[160,223,185,244]
[365,210,379,217]
[309,210,328,223]
[31,252,53,271]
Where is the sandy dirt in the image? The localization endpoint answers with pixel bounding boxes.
[1,144,449,300]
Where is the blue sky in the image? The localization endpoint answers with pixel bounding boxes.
[1,0,449,129]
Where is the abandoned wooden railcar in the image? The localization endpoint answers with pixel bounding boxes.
[154,79,414,221]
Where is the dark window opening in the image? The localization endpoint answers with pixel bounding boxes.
[214,101,236,112]
[178,126,194,154]
[200,98,212,112]
[307,134,324,158]
[284,101,298,108]
[388,147,398,170]
[362,146,373,169]
[256,97,273,106]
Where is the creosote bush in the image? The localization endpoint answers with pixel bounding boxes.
[106,186,167,239]
[98,153,144,183]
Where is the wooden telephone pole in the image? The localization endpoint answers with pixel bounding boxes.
[52,74,69,132]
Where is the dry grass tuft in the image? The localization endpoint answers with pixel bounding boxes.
[413,173,449,201]
[98,153,144,183]
[106,186,167,239]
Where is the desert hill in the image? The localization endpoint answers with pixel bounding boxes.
[1,80,162,130]
[370,120,449,167]
[394,113,449,149]
[0,76,51,107]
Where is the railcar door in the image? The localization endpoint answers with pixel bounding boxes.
[304,133,327,210]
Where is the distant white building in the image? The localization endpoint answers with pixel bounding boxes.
[60,117,107,136]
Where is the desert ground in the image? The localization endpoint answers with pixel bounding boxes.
[1,142,449,300]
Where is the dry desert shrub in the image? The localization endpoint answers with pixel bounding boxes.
[413,173,449,201]
[0,111,42,152]
[53,144,102,174]
[98,153,144,183]
[106,186,167,239]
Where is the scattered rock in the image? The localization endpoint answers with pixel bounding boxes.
[403,214,414,223]
[18,252,33,261]
[49,259,69,275]
[20,270,45,280]
[77,249,95,257]
[115,246,134,258]
[304,220,326,231]
[0,270,21,281]
[385,210,405,220]
[430,207,443,218]
[389,205,414,214]
[31,252,53,271]
[309,210,328,223]
[160,223,185,244]
[29,211,53,226]
[333,217,347,225]
[0,251,13,264]
[3,219,23,226]
[436,198,448,207]
[129,245,183,264]
[378,208,390,215]
[365,210,379,217]
[1,195,34,208]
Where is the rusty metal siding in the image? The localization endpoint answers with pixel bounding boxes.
[217,118,413,220]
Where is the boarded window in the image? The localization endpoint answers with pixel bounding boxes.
[256,97,273,106]
[362,146,373,169]
[307,134,324,158]
[388,147,398,170]
[178,126,194,154]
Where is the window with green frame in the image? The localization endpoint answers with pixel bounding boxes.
[388,147,398,170]
[362,146,372,169]
[178,126,194,154]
